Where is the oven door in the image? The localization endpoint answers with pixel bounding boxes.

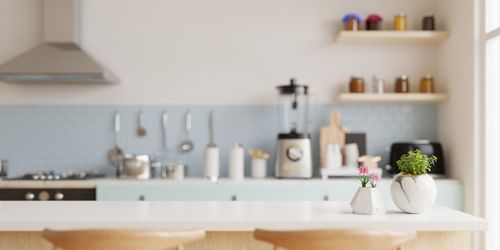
[0,188,96,201]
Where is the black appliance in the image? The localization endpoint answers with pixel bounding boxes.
[346,133,366,156]
[0,171,102,201]
[0,188,96,201]
[4,171,105,181]
[387,140,445,176]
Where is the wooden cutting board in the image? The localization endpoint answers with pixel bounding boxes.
[320,109,346,168]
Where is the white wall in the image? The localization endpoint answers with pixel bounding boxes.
[436,0,477,214]
[0,0,438,104]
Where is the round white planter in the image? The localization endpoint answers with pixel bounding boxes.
[350,187,385,215]
[390,173,437,214]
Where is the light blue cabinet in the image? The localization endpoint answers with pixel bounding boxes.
[97,184,233,201]
[96,179,464,210]
[97,180,329,202]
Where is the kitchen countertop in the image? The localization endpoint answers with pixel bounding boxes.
[0,201,486,232]
[0,178,462,188]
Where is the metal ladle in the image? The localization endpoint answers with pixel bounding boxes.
[179,110,194,153]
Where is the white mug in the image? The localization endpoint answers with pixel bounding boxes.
[325,144,342,170]
[344,143,360,167]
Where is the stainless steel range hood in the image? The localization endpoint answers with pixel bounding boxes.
[0,0,117,83]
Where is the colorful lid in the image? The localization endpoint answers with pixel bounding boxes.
[342,13,362,24]
[366,14,383,21]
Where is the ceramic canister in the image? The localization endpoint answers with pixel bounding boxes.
[228,143,245,180]
[251,159,267,178]
[204,147,220,181]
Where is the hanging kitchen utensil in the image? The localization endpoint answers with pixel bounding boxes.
[137,109,147,137]
[162,111,168,150]
[179,110,194,153]
[152,111,169,165]
[107,112,123,166]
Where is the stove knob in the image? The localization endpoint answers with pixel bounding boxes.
[286,145,303,162]
[54,192,64,201]
[38,191,50,201]
[25,192,35,201]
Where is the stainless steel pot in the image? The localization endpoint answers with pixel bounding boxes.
[119,154,151,179]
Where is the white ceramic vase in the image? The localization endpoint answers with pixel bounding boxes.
[350,187,385,215]
[390,173,437,214]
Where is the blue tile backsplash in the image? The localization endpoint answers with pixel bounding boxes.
[0,104,437,177]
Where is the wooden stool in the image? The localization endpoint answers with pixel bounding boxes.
[254,229,417,250]
[42,228,205,250]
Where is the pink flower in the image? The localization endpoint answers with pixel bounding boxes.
[358,166,369,175]
[370,173,381,183]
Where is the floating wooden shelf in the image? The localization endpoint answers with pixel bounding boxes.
[336,31,449,44]
[338,93,449,103]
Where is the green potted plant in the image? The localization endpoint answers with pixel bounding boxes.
[390,150,438,214]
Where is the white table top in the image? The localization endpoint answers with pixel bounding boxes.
[0,201,486,232]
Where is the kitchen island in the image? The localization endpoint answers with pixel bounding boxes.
[0,201,486,250]
[0,178,465,210]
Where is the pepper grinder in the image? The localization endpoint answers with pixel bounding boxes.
[204,110,219,182]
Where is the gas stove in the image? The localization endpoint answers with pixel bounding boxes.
[5,171,105,181]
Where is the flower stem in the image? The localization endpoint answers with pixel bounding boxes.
[359,177,369,188]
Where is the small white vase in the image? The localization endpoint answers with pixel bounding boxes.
[390,173,437,214]
[350,187,385,215]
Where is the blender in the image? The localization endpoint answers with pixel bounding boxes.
[275,78,312,178]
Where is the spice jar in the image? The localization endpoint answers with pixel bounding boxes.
[366,14,383,31]
[394,13,408,31]
[343,13,362,31]
[422,15,435,30]
[395,75,410,93]
[349,77,365,93]
[419,75,435,93]
[373,75,385,94]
